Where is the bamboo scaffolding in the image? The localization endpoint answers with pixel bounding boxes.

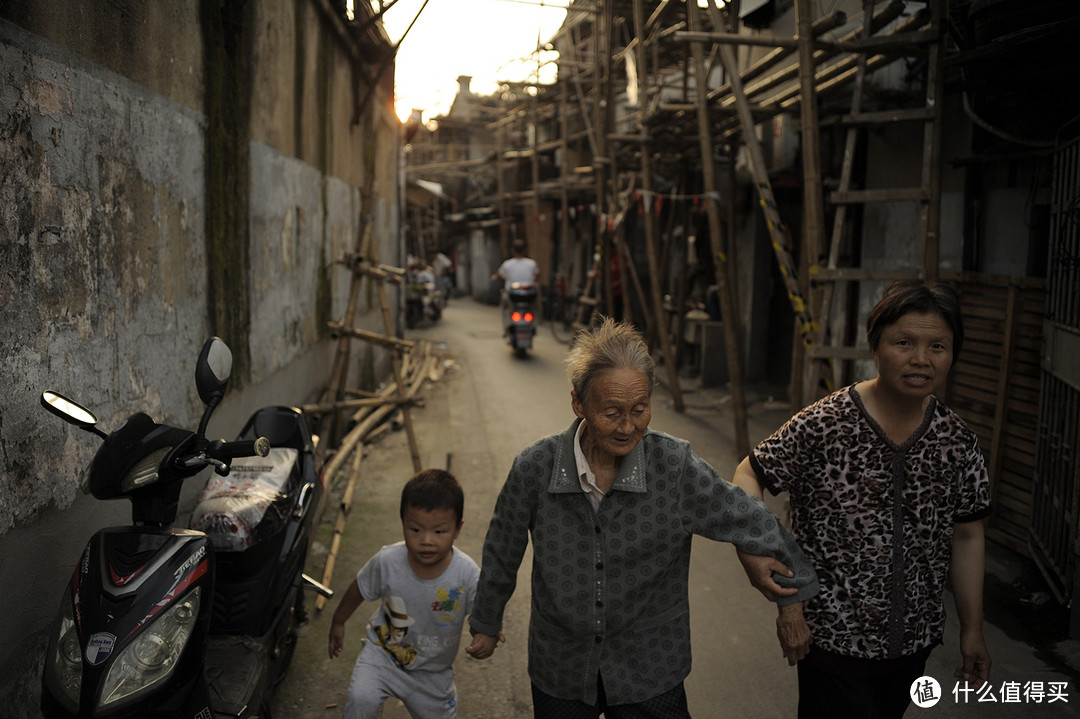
[710,9,931,140]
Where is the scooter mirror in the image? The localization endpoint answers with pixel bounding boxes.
[41,391,100,430]
[196,337,233,405]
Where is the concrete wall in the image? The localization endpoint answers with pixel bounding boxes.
[0,2,401,715]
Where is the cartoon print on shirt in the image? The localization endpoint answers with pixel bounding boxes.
[432,586,466,627]
[375,595,417,668]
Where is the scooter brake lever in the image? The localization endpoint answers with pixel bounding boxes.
[181,453,229,475]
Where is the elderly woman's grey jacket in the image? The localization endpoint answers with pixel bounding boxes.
[469,419,819,706]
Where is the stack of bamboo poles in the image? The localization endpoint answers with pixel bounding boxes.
[306,342,447,611]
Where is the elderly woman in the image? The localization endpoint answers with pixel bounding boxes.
[733,280,992,718]
[465,318,818,718]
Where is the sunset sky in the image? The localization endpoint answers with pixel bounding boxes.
[378,0,569,122]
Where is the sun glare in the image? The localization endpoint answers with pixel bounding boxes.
[382,0,567,124]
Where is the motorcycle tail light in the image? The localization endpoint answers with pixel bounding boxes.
[524,312,534,322]
[119,447,172,492]
[511,311,523,322]
[98,587,200,711]
[43,587,81,712]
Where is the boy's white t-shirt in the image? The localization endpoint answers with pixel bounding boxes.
[356,542,480,672]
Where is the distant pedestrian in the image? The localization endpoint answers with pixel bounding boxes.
[733,279,992,718]
[328,469,486,719]
[466,317,819,718]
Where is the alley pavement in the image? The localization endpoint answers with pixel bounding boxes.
[272,297,1080,718]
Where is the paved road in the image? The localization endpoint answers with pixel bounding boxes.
[272,297,1080,718]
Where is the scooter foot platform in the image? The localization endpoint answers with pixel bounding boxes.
[204,635,271,717]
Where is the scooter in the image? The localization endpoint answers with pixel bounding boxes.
[504,281,538,356]
[404,270,444,329]
[39,337,332,719]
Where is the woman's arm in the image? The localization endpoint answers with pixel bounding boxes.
[469,464,533,638]
[951,519,991,683]
[732,456,813,664]
[732,457,796,600]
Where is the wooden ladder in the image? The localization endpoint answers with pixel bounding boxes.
[317,186,422,473]
[805,0,945,401]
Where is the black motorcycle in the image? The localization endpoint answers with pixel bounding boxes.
[39,337,331,718]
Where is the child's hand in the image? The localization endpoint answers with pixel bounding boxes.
[465,629,504,660]
[328,621,346,660]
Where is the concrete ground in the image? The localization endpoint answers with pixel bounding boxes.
[272,297,1080,718]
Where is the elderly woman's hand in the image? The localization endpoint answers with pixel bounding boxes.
[465,628,505,660]
[776,602,812,665]
[736,549,799,601]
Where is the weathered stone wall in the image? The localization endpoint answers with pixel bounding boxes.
[0,1,401,714]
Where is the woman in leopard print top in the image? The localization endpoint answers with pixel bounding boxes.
[734,280,992,718]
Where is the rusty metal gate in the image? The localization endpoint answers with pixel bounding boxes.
[1030,137,1080,611]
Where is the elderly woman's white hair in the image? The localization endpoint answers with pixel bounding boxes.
[564,317,656,408]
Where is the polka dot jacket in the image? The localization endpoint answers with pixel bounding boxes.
[469,419,819,705]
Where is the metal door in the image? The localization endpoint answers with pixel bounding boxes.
[1030,138,1080,615]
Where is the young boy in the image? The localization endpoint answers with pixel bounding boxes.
[328,469,481,719]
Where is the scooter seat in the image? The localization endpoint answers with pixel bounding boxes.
[508,282,537,301]
[191,447,299,552]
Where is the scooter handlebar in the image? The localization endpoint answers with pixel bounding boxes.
[209,436,272,461]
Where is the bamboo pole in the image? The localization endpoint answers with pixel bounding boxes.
[327,322,416,353]
[688,1,750,457]
[359,194,423,474]
[919,0,945,280]
[315,444,364,612]
[809,0,877,401]
[634,0,684,413]
[791,0,826,411]
[300,396,416,416]
[702,8,817,356]
[317,182,377,451]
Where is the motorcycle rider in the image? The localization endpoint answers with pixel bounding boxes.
[491,240,539,333]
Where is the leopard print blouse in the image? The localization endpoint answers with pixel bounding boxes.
[750,384,991,661]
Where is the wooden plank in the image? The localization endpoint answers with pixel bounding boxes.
[813,267,923,282]
[830,187,927,204]
[842,107,937,125]
[806,346,872,360]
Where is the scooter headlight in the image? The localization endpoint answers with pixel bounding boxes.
[98,587,200,711]
[43,587,81,712]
